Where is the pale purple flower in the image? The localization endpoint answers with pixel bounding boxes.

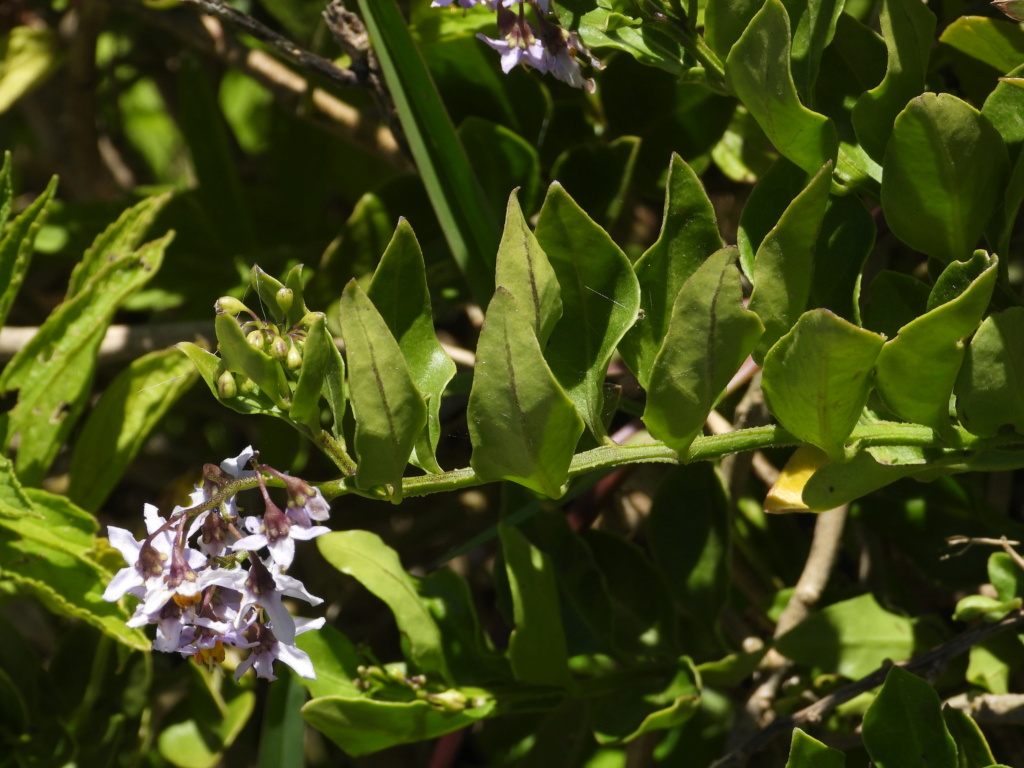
[234,617,325,681]
[103,505,177,603]
[203,557,323,644]
[477,31,547,73]
[232,503,330,570]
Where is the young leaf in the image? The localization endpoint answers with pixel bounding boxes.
[467,287,584,498]
[619,154,722,389]
[881,94,1009,264]
[644,247,764,456]
[785,729,845,767]
[862,666,958,768]
[875,251,998,430]
[724,0,838,176]
[257,670,306,768]
[762,310,885,459]
[288,313,332,429]
[955,307,1024,437]
[355,0,500,304]
[536,183,640,442]
[214,313,292,411]
[459,118,542,217]
[294,625,364,700]
[0,234,170,485]
[736,158,810,278]
[704,0,767,59]
[499,523,570,688]
[939,16,1024,74]
[781,0,846,105]
[317,530,450,681]
[0,151,12,232]
[809,194,876,324]
[301,696,495,757]
[0,175,56,329]
[851,0,935,162]
[495,190,562,347]
[591,658,700,744]
[65,192,172,300]
[68,347,197,512]
[749,162,832,362]
[338,280,427,496]
[177,342,286,419]
[775,594,916,679]
[0,458,148,651]
[941,705,997,768]
[367,219,456,473]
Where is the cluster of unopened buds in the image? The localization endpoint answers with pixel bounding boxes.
[103,447,330,681]
[433,0,603,92]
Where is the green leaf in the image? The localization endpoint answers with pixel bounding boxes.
[0,27,63,113]
[301,695,495,757]
[800,445,938,511]
[809,194,876,324]
[249,265,289,323]
[780,0,846,104]
[736,158,810,278]
[66,192,172,300]
[725,0,838,176]
[288,313,331,428]
[965,632,1024,694]
[355,0,499,304]
[784,728,845,768]
[591,658,700,744]
[862,270,930,340]
[499,523,570,688]
[0,175,56,329]
[0,151,11,232]
[578,15,691,78]
[875,251,998,430]
[939,16,1024,74]
[644,247,764,456]
[648,464,729,643]
[982,63,1024,158]
[881,94,1009,264]
[295,625,364,700]
[67,347,197,512]
[862,666,958,768]
[177,56,255,251]
[990,551,1024,601]
[368,220,456,473]
[258,670,307,768]
[317,530,450,680]
[536,183,640,442]
[762,310,885,459]
[177,341,285,419]
[583,528,679,657]
[749,162,832,361]
[459,117,542,216]
[953,594,1022,623]
[495,190,562,347]
[620,154,722,389]
[418,568,510,684]
[942,705,997,768]
[548,137,641,228]
[215,312,292,411]
[851,0,935,162]
[704,0,765,59]
[775,593,916,679]
[0,233,170,485]
[0,457,147,650]
[339,279,427,496]
[467,287,584,498]
[955,307,1024,437]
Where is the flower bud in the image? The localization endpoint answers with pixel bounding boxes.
[286,341,303,370]
[215,296,248,315]
[238,376,257,395]
[270,336,289,361]
[276,287,294,316]
[217,370,238,399]
[246,330,265,350]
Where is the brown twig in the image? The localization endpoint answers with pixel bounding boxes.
[711,609,1024,768]
[179,0,359,89]
[945,692,1024,724]
[106,0,406,168]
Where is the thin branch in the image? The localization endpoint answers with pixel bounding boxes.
[107,0,407,168]
[711,609,1024,768]
[178,0,359,90]
[945,692,1024,724]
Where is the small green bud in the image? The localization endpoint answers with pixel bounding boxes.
[271,336,289,361]
[238,376,257,395]
[215,296,248,315]
[276,287,294,316]
[286,341,303,370]
[246,330,265,350]
[217,370,237,398]
[425,689,468,712]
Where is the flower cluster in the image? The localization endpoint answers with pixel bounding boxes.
[103,447,331,681]
[433,0,602,92]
